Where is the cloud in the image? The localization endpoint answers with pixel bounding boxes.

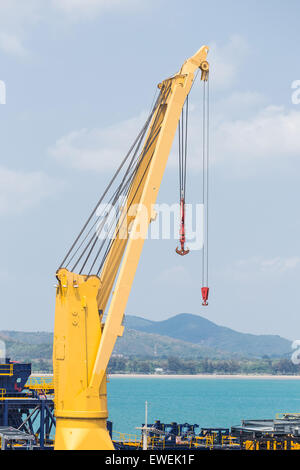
[222,256,300,282]
[0,0,142,57]
[0,270,14,282]
[184,37,300,175]
[0,1,41,27]
[0,32,28,58]
[156,265,193,285]
[259,257,300,273]
[168,91,300,176]
[0,0,42,57]
[208,35,250,90]
[49,113,146,171]
[49,34,300,179]
[51,0,140,20]
[0,167,64,215]
[50,91,300,178]
[215,91,267,121]
[211,105,300,176]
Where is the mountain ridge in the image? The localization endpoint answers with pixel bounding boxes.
[0,313,291,361]
[124,313,291,357]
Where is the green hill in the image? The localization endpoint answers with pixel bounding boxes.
[113,329,224,358]
[125,313,291,358]
[0,313,291,369]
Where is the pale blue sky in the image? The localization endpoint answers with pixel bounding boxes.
[0,0,300,340]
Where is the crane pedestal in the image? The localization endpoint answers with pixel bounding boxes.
[53,269,114,450]
[55,417,113,450]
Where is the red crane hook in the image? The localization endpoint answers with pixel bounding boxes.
[175,198,189,256]
[201,287,209,306]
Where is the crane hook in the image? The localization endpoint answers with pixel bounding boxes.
[176,197,189,256]
[201,287,209,306]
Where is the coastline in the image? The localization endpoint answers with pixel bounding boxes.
[29,373,300,380]
[109,373,300,380]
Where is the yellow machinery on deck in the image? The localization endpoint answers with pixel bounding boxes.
[53,46,209,450]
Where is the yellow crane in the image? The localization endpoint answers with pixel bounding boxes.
[53,46,209,450]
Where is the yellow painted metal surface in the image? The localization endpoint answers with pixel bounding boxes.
[53,269,113,450]
[53,46,209,450]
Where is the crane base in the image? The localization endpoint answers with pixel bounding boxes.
[54,417,114,450]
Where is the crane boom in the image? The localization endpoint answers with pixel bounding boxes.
[53,46,209,450]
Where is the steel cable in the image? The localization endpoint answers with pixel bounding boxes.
[59,81,172,276]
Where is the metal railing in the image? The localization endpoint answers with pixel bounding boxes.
[194,435,214,448]
[221,435,239,447]
[276,412,300,420]
[112,431,141,447]
[24,376,54,395]
[0,364,13,376]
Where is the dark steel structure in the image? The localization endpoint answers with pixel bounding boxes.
[0,358,55,450]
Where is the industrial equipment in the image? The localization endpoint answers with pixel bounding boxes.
[53,46,210,450]
[0,358,55,449]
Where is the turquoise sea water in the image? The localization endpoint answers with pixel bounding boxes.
[107,377,300,435]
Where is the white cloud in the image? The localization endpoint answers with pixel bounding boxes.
[0,167,63,215]
[215,91,267,121]
[0,0,42,57]
[0,1,41,26]
[168,91,300,175]
[213,105,300,169]
[0,32,28,58]
[49,33,300,179]
[49,113,146,171]
[51,92,300,176]
[223,256,300,281]
[50,91,300,177]
[208,35,250,90]
[51,0,140,20]
[260,257,300,273]
[185,37,300,175]
[0,0,142,56]
[156,265,193,285]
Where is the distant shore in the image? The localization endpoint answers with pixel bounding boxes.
[109,373,300,380]
[29,373,300,380]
